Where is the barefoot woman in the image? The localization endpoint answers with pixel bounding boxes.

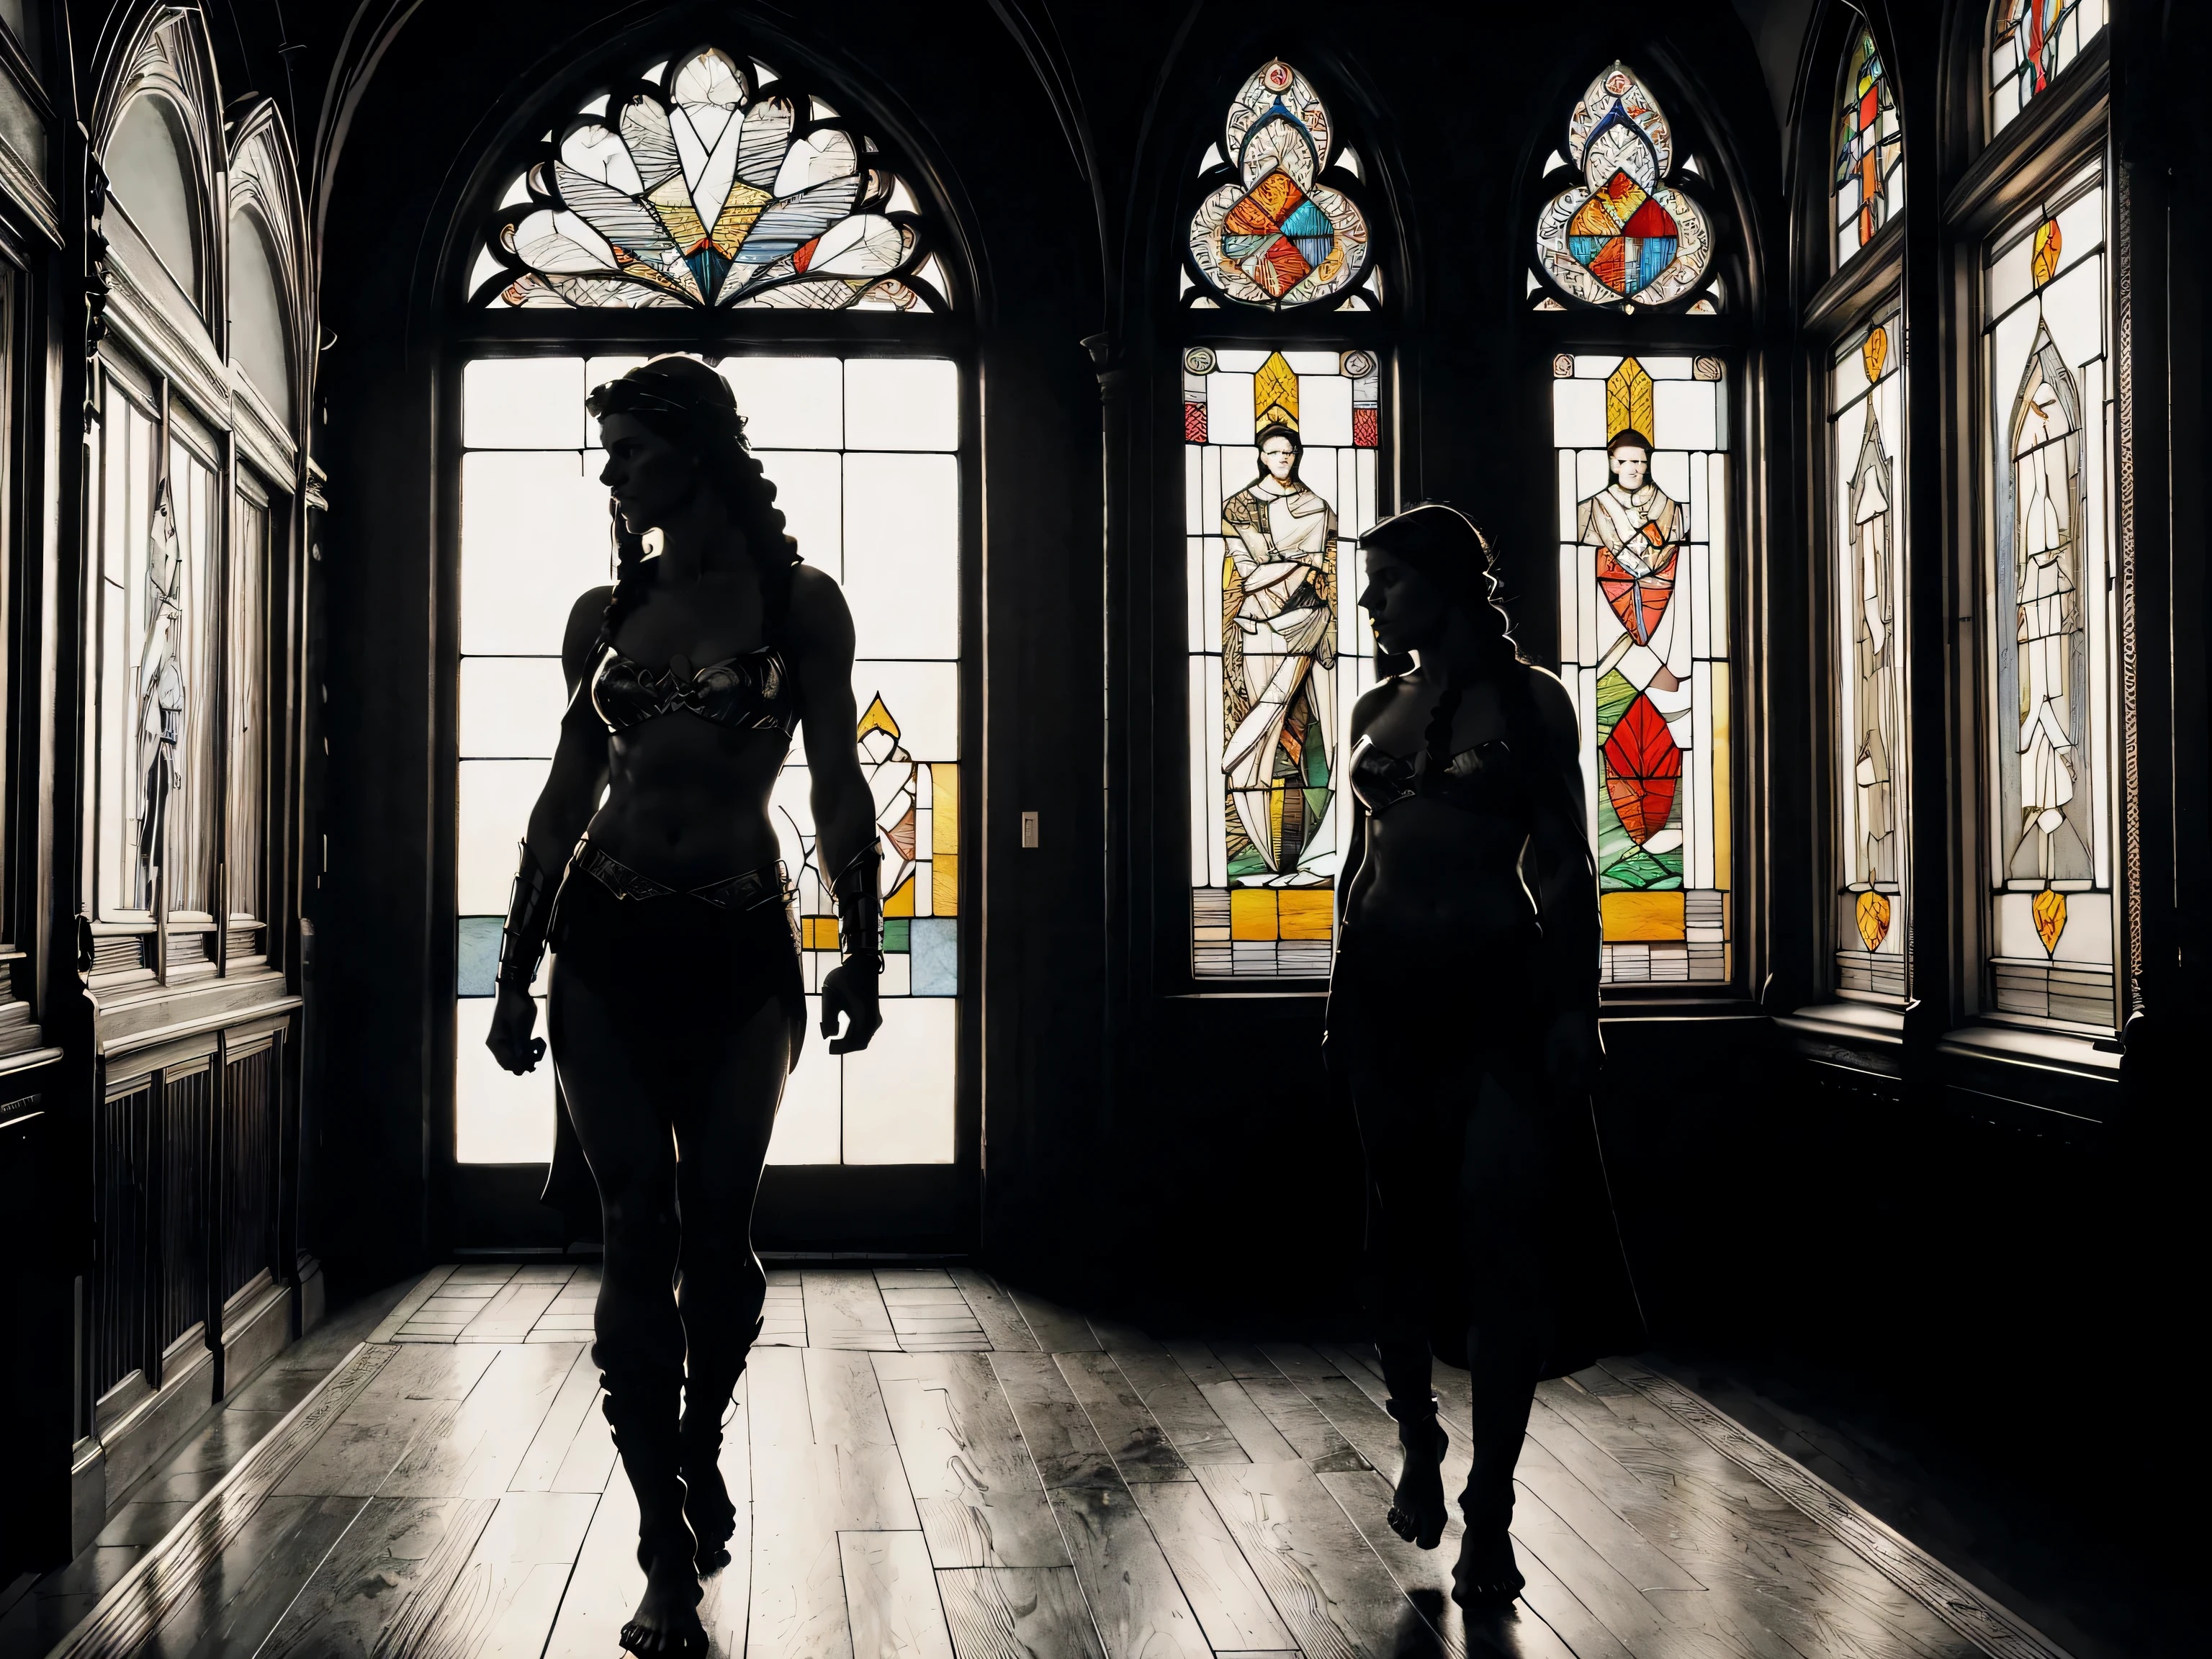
[1330,504,1641,1609]
[487,356,883,1655]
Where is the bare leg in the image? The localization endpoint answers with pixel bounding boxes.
[1452,1069,1546,1608]
[552,970,704,1657]
[1351,1063,1452,1551]
[669,997,788,1573]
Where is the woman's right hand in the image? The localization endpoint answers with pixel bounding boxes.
[486,985,547,1074]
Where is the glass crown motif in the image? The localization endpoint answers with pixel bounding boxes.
[1534,64,1713,310]
[475,47,942,312]
[1186,60,1373,310]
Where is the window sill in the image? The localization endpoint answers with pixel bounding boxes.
[1775,999,1907,1075]
[1936,1019,2120,1084]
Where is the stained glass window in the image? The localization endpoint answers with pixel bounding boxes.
[1834,30,1903,267]
[1832,307,1907,997]
[1187,348,1381,975]
[1982,166,2115,1028]
[1185,60,1374,310]
[1534,64,1713,312]
[1991,1,2106,135]
[1554,354,1732,984]
[454,353,961,1161]
[471,47,948,313]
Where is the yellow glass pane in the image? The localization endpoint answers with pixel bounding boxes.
[932,853,958,917]
[1278,889,1334,940]
[931,763,958,855]
[1602,891,1685,941]
[1712,663,1732,889]
[803,917,840,950]
[886,873,915,917]
[1229,888,1280,940]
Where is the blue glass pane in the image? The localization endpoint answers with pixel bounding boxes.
[910,917,956,995]
[458,915,503,997]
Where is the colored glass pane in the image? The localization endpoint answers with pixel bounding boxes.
[1990,0,2105,136]
[455,352,962,1162]
[1186,60,1374,310]
[1534,65,1713,311]
[476,48,943,313]
[1187,347,1382,976]
[1982,168,2116,1028]
[1831,307,1907,997]
[1553,354,1731,984]
[1833,30,1904,267]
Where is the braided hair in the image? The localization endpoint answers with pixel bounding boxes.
[1362,503,1520,787]
[590,354,800,648]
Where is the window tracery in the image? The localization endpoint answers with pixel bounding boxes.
[1533,64,1714,313]
[473,46,946,313]
[1184,60,1374,311]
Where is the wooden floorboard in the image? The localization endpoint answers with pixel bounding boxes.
[871,1350,1068,1569]
[30,1269,2068,1659]
[936,1565,1107,1659]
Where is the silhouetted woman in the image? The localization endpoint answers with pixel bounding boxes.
[486,356,882,1657]
[1330,503,1641,1609]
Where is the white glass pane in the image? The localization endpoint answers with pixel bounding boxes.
[754,451,842,580]
[723,356,842,449]
[846,660,958,757]
[461,451,612,654]
[841,997,955,1162]
[460,657,567,758]
[1655,381,1717,452]
[842,454,958,659]
[1206,373,1255,448]
[465,358,586,449]
[768,1007,842,1162]
[1299,376,1353,447]
[843,359,958,451]
[1554,379,1606,448]
[459,758,549,912]
[455,996,555,1162]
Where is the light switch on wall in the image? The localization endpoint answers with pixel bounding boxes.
[1020,810,1040,849]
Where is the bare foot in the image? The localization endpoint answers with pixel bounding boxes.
[620,1557,706,1657]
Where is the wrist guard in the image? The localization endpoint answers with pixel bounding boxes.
[833,846,884,975]
[498,841,557,993]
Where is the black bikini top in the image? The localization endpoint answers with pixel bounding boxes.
[577,577,801,738]
[1349,732,1528,817]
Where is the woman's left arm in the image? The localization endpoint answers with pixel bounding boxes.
[791,566,884,1053]
[1523,667,1603,1089]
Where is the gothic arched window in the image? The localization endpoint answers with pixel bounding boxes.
[1833,27,1902,268]
[1536,65,1735,986]
[1182,59,1385,978]
[1990,1,2105,136]
[451,44,966,1164]
[1830,311,1907,995]
[1982,176,2115,1028]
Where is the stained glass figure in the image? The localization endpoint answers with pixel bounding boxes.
[134,474,187,910]
[1186,60,1373,310]
[1984,168,2114,1027]
[475,47,943,313]
[1554,354,1731,982]
[1188,348,1380,975]
[1991,0,2105,135]
[1834,29,1903,266]
[1832,309,1907,997]
[454,352,963,1161]
[1534,65,1713,311]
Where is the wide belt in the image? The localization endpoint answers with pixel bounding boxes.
[575,843,791,912]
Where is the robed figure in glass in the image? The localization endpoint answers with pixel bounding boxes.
[136,478,188,908]
[1577,429,1687,692]
[2009,346,2090,884]
[1849,412,1898,887]
[1222,423,1338,877]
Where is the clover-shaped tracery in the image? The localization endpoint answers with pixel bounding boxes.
[1187,60,1372,310]
[473,47,946,312]
[1534,63,1712,310]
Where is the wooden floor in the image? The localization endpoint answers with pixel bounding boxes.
[32,1263,2067,1659]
